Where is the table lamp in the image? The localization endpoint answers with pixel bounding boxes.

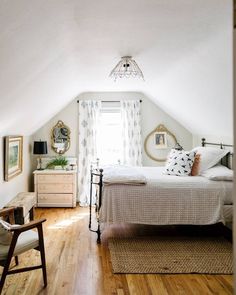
[33,141,48,170]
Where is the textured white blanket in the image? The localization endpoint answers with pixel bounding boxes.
[103,165,146,185]
[100,167,232,225]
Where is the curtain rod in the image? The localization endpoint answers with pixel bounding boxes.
[77,100,142,103]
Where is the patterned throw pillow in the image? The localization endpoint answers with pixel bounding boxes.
[163,149,196,176]
[0,219,13,245]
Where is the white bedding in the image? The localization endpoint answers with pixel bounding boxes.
[103,165,146,185]
[99,167,233,225]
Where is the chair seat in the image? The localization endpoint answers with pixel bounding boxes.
[0,230,39,260]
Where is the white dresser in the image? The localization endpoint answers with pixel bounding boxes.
[33,170,77,208]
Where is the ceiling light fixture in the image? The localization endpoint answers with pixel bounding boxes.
[109,56,144,81]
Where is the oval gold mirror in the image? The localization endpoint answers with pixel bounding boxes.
[51,120,70,154]
[144,124,177,162]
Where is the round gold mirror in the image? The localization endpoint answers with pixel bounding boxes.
[51,120,70,154]
[144,124,177,162]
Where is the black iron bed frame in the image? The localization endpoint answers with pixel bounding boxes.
[89,138,233,243]
[89,165,103,243]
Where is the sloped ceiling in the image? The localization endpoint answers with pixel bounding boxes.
[0,0,233,140]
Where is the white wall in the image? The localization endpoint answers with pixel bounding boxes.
[31,92,193,168]
[149,20,233,144]
[0,0,232,143]
[141,94,193,166]
[31,99,78,157]
[192,27,234,148]
[0,136,31,207]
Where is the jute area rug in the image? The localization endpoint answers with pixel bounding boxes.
[108,236,232,274]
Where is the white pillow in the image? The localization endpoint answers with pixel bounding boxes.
[163,149,196,176]
[192,147,228,174]
[201,165,233,181]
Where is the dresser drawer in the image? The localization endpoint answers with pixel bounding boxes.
[37,174,73,184]
[38,183,73,193]
[38,194,73,206]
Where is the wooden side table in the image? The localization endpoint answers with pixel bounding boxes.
[4,192,37,224]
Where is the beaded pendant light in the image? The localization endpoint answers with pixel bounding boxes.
[109,56,144,81]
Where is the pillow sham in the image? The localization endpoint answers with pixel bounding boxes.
[192,146,228,174]
[163,149,196,176]
[201,165,233,181]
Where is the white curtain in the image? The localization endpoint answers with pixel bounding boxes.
[78,100,101,206]
[120,100,142,166]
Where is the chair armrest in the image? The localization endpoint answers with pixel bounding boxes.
[10,219,46,233]
[0,207,15,217]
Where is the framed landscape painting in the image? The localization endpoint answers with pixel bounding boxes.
[4,136,23,181]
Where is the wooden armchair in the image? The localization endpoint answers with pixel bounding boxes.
[0,207,47,294]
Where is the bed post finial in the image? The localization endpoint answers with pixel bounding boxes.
[201,138,206,147]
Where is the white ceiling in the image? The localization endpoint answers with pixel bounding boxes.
[0,0,233,140]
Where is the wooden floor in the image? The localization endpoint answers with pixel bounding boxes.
[1,207,233,295]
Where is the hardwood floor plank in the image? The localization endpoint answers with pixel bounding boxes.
[202,275,233,295]
[215,275,233,294]
[0,207,233,295]
[145,275,169,295]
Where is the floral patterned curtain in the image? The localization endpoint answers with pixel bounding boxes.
[78,100,101,206]
[120,100,142,166]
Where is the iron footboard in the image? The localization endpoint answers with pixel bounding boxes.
[89,166,103,243]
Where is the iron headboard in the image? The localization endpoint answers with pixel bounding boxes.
[201,138,233,169]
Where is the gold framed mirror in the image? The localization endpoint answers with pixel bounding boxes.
[51,120,70,154]
[144,124,177,162]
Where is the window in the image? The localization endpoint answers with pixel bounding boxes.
[97,102,122,165]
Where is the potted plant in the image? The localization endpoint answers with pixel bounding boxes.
[46,156,69,170]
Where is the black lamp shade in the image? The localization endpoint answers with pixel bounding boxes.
[33,141,48,155]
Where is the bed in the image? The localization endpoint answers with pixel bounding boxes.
[89,139,233,243]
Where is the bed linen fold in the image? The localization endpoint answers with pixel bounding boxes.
[103,165,146,185]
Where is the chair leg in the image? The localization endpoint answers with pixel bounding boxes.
[38,225,47,287]
[0,258,11,294]
[15,256,19,266]
[0,233,19,294]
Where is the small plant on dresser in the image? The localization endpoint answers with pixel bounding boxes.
[46,156,69,170]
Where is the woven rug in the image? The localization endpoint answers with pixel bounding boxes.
[108,236,233,274]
